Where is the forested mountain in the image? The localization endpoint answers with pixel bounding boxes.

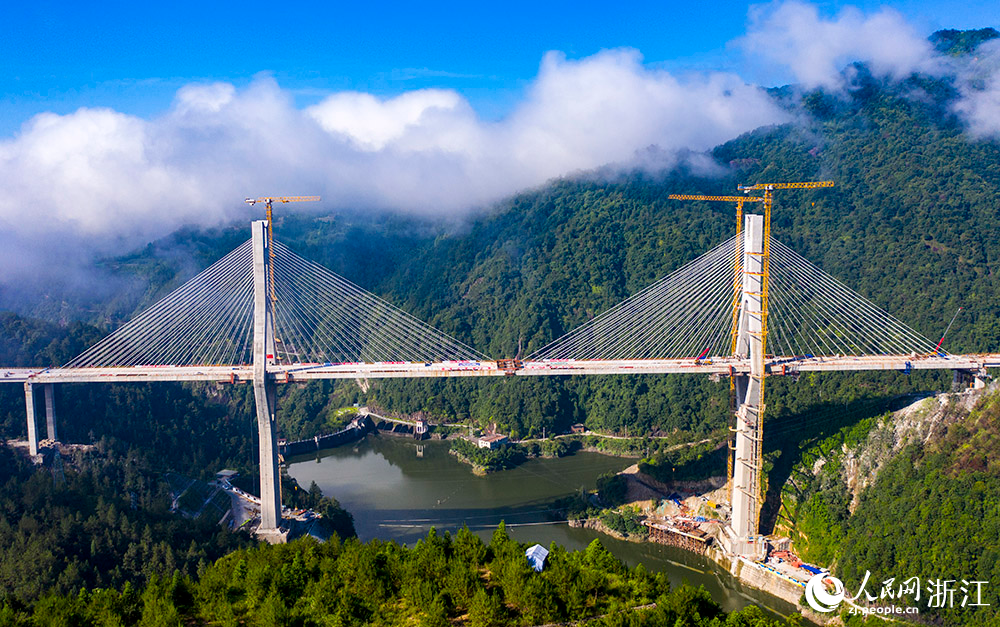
[781,385,1000,625]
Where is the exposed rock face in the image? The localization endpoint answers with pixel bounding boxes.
[839,388,988,513]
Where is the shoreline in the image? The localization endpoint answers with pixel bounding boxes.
[569,464,836,626]
[567,514,828,624]
[288,429,829,623]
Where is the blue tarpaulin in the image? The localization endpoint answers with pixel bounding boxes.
[525,544,549,572]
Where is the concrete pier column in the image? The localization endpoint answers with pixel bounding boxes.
[44,383,58,441]
[954,369,990,391]
[25,382,40,456]
[251,220,283,535]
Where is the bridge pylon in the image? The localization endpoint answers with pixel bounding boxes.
[728,214,767,557]
[251,220,284,542]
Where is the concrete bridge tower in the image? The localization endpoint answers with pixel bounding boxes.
[251,220,284,541]
[728,213,767,557]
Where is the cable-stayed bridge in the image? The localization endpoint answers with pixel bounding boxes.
[4,192,1000,553]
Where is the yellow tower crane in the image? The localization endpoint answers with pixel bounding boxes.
[244,196,321,304]
[672,182,834,542]
[668,194,764,496]
[667,194,764,351]
[734,182,835,391]
[733,181,833,534]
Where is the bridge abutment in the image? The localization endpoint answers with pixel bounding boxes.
[954,368,990,390]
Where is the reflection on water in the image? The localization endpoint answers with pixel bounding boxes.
[287,434,804,620]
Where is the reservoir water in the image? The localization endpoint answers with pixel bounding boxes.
[286,434,803,620]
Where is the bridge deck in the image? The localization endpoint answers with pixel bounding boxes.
[3,354,998,385]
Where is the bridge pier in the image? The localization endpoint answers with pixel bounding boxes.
[954,368,989,390]
[26,383,61,455]
[24,382,40,456]
[253,373,282,535]
[252,219,284,541]
[44,383,58,441]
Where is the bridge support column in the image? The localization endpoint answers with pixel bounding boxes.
[25,382,40,456]
[253,375,281,532]
[730,214,766,557]
[44,384,58,441]
[252,220,284,539]
[954,368,990,390]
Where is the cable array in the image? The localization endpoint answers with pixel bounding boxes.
[66,241,256,367]
[529,235,938,361]
[67,237,486,367]
[269,242,487,364]
[766,239,939,357]
[65,230,939,368]
[529,235,743,361]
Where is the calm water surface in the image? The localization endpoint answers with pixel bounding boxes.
[287,434,803,620]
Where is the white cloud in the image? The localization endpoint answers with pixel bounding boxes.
[0,51,788,284]
[174,82,236,114]
[307,89,474,151]
[505,51,784,176]
[953,39,1000,138]
[741,1,939,90]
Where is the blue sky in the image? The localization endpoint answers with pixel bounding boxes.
[2,0,996,134]
[1,0,998,280]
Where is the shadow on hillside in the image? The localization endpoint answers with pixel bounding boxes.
[757,393,932,536]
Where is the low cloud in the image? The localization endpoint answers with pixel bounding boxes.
[740,1,939,90]
[740,2,1000,140]
[0,49,788,285]
[3,2,999,297]
[953,39,1000,138]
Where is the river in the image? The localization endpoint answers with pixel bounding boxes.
[286,434,803,620]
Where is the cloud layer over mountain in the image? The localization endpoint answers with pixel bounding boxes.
[741,2,940,90]
[0,1,998,285]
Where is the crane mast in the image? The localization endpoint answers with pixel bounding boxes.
[245,196,321,306]
[672,181,834,554]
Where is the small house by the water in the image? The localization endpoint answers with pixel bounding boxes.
[414,419,429,440]
[478,433,508,449]
[570,423,586,434]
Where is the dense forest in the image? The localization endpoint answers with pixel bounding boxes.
[1,525,801,626]
[0,441,250,606]
[779,387,1000,626]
